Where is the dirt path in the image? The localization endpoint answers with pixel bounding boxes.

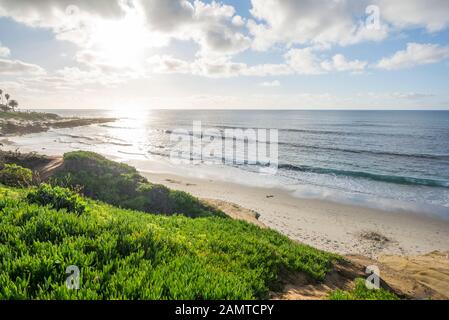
[37,157,63,181]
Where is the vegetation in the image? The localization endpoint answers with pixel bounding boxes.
[27,184,87,215]
[0,90,19,113]
[0,111,60,121]
[8,100,18,112]
[53,151,224,218]
[0,112,116,137]
[0,150,52,172]
[328,279,399,300]
[0,150,402,300]
[0,91,118,138]
[0,163,33,187]
[0,185,337,299]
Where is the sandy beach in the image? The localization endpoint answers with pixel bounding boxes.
[3,137,448,259]
[142,171,449,259]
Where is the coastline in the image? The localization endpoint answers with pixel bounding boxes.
[0,111,116,136]
[1,147,448,298]
[3,136,448,259]
[141,170,449,259]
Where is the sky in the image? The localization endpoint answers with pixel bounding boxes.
[0,0,448,110]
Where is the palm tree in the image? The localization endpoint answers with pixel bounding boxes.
[5,93,10,109]
[8,100,18,112]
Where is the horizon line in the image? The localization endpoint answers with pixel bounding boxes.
[26,107,449,112]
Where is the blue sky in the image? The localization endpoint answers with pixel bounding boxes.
[0,0,448,109]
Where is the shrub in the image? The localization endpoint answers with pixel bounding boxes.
[54,151,224,218]
[328,278,399,300]
[0,163,33,187]
[27,184,87,215]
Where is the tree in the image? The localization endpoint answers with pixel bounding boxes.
[5,93,10,108]
[0,90,9,112]
[8,100,18,112]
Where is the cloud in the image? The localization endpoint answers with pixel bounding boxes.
[391,92,435,100]
[53,65,142,87]
[2,0,449,92]
[137,0,251,56]
[147,55,248,78]
[0,0,250,57]
[147,54,272,78]
[242,64,292,77]
[75,50,142,75]
[284,48,324,75]
[0,0,125,23]
[285,49,367,75]
[0,0,128,46]
[377,43,449,70]
[147,49,366,78]
[248,0,388,51]
[259,80,281,87]
[0,58,46,75]
[247,0,449,51]
[191,1,250,55]
[321,54,367,72]
[146,55,192,74]
[0,42,10,57]
[13,62,142,93]
[2,0,449,59]
[0,80,23,91]
[378,0,449,32]
[138,0,195,33]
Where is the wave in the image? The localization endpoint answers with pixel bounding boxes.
[209,125,413,138]
[147,150,170,157]
[165,126,363,137]
[107,141,133,147]
[59,133,133,147]
[99,124,132,129]
[278,164,449,188]
[277,142,449,161]
[162,130,449,161]
[59,134,96,141]
[118,150,146,156]
[143,148,449,188]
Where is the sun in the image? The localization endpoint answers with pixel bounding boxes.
[89,11,148,68]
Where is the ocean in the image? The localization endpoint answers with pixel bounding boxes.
[10,109,449,218]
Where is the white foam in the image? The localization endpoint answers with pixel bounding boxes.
[5,119,449,220]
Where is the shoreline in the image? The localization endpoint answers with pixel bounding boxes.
[141,170,449,259]
[0,111,116,136]
[2,141,448,258]
[2,148,448,298]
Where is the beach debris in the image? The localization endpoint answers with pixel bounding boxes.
[360,231,390,244]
